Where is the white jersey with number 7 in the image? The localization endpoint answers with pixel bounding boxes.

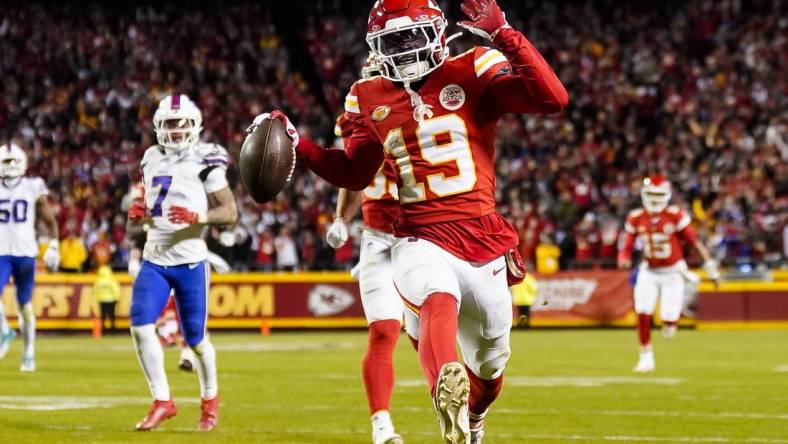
[139,143,229,266]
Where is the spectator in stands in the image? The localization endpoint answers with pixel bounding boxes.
[274,226,299,271]
[59,227,88,273]
[0,1,782,271]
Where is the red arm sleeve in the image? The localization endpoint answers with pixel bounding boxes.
[617,214,638,262]
[296,119,384,191]
[679,224,699,245]
[480,27,569,119]
[617,231,636,263]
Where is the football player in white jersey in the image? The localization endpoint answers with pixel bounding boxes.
[0,143,60,372]
[127,95,237,432]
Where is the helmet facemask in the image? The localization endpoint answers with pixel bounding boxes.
[641,189,671,213]
[152,95,203,154]
[366,16,447,83]
[154,117,202,152]
[0,144,27,180]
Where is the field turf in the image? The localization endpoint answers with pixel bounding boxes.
[0,329,786,443]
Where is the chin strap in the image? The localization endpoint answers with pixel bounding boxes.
[403,81,433,124]
[445,32,463,47]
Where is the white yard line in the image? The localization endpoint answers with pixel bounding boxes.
[0,395,199,411]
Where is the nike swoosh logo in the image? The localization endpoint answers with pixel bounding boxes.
[493,267,505,276]
[189,263,200,269]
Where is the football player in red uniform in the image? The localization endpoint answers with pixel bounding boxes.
[253,0,567,441]
[325,66,420,442]
[618,175,720,372]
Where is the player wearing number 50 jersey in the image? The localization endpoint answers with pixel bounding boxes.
[0,143,60,372]
[257,1,567,442]
[618,175,720,373]
[127,94,237,432]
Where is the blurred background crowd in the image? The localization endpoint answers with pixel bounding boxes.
[0,0,785,273]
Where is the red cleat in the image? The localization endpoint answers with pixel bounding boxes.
[136,399,177,431]
[198,396,219,431]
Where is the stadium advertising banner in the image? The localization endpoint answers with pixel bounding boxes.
[529,271,636,327]
[3,271,785,330]
[1,273,368,330]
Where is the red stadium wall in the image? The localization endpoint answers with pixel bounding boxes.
[2,272,787,330]
[696,280,788,329]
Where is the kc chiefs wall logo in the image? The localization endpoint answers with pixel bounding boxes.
[439,84,465,111]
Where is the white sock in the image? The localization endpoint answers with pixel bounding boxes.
[0,301,10,335]
[18,304,35,359]
[131,324,170,401]
[640,347,654,360]
[371,410,392,426]
[192,338,218,399]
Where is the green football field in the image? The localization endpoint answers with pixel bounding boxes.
[0,329,786,443]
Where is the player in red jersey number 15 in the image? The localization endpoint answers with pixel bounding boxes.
[618,175,720,373]
[253,0,567,442]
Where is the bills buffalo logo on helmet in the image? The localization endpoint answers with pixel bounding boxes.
[439,84,465,110]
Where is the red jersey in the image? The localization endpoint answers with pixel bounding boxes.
[298,28,568,262]
[361,164,399,234]
[620,205,699,268]
[336,114,399,234]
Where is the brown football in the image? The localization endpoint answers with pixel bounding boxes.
[239,117,296,203]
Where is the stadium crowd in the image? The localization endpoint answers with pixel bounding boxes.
[0,0,785,272]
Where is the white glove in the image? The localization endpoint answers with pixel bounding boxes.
[326,217,349,249]
[249,110,300,148]
[127,257,141,278]
[703,260,720,281]
[43,240,60,271]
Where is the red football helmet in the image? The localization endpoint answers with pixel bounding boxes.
[641,175,672,213]
[365,0,448,83]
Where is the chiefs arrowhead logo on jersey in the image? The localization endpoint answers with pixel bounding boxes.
[307,285,355,317]
[371,105,391,121]
[439,84,465,111]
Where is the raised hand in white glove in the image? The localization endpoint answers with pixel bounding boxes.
[326,217,349,249]
[248,110,300,148]
[43,239,60,271]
